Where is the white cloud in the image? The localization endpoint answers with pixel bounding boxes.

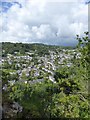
[31,24,55,39]
[0,0,88,45]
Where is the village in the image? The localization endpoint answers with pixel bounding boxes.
[1,47,80,90]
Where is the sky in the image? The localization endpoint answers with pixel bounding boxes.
[0,0,89,46]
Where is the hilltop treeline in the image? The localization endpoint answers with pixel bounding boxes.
[2,42,75,57]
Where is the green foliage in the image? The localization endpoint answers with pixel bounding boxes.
[8,81,53,118]
[52,32,89,118]
[51,93,89,118]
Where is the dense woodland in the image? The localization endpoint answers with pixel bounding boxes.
[1,32,90,119]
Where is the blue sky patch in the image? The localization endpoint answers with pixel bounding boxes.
[0,1,22,13]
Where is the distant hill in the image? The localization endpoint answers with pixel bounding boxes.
[2,42,76,57]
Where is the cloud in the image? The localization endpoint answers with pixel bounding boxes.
[0,0,88,46]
